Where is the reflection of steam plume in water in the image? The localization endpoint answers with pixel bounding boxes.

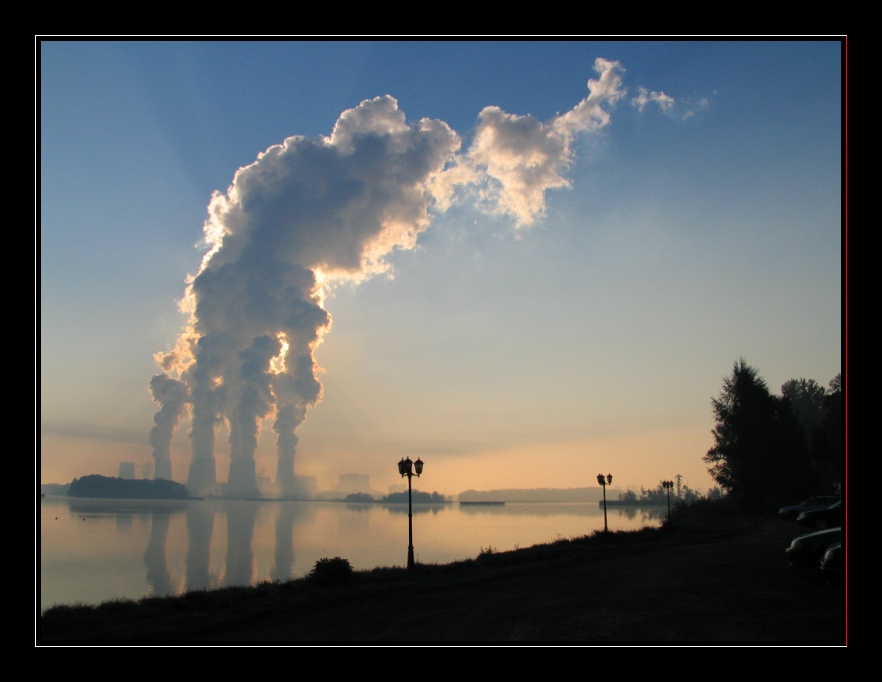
[144,510,172,596]
[148,60,650,495]
[274,502,318,580]
[271,502,296,582]
[186,502,216,592]
[225,502,258,586]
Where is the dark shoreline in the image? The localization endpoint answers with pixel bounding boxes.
[39,515,845,644]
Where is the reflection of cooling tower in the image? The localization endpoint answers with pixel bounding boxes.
[118,462,135,479]
[186,502,215,592]
[225,502,258,586]
[144,510,172,596]
[272,503,296,582]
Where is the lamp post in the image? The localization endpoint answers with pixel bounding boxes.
[397,456,424,569]
[662,480,674,524]
[596,473,613,532]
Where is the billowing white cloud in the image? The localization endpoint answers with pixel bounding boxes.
[150,59,673,496]
[441,58,628,226]
[153,96,461,495]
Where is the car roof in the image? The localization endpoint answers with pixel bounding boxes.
[795,527,841,541]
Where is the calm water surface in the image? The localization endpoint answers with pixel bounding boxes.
[39,497,663,612]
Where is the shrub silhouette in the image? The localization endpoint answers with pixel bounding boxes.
[308,557,354,585]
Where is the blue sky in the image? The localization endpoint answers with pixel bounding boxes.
[39,40,843,496]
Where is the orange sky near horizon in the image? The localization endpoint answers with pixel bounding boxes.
[40,421,717,498]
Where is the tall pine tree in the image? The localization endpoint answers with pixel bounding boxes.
[704,360,812,511]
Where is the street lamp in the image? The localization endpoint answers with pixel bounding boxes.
[662,480,674,524]
[397,456,424,569]
[596,473,613,532]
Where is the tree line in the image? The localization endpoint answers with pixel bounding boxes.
[703,359,842,512]
[67,474,190,499]
[618,476,712,505]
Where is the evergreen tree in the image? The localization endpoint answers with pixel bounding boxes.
[703,359,808,511]
[781,378,827,441]
[811,373,843,492]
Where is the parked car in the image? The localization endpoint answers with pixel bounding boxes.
[786,527,841,568]
[819,541,843,586]
[778,496,840,520]
[797,500,842,530]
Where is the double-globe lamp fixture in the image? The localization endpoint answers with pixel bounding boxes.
[597,473,613,533]
[397,457,424,569]
[662,480,675,523]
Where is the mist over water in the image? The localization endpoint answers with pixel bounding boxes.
[40,497,663,611]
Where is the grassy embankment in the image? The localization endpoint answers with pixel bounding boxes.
[39,510,845,643]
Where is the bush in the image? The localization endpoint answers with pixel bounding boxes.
[308,557,354,585]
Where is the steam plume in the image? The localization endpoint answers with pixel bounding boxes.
[149,59,660,496]
[148,374,188,480]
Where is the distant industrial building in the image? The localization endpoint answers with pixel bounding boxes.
[333,473,371,494]
[118,462,135,480]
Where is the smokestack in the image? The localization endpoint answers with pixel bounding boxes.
[148,373,187,482]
